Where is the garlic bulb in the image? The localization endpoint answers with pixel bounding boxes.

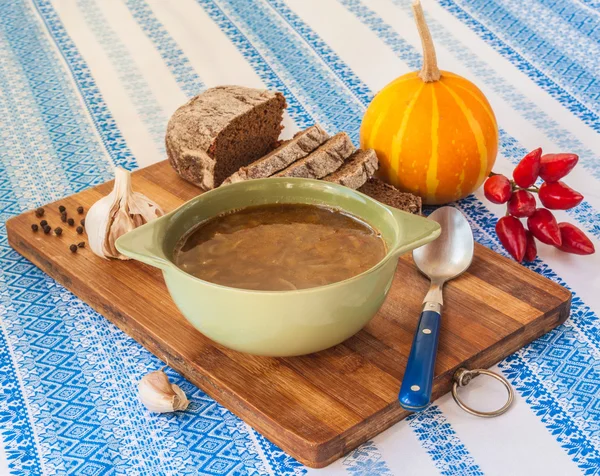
[86,167,163,259]
[138,369,190,413]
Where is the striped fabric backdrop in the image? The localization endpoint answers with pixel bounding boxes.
[1,0,599,474]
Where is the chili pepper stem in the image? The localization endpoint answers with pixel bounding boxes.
[508,179,539,194]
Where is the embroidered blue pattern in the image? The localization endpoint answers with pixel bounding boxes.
[455,198,600,473]
[252,432,303,475]
[408,406,484,475]
[579,0,600,10]
[501,0,600,80]
[0,183,43,475]
[0,0,113,201]
[263,0,372,109]
[76,0,167,155]
[196,0,314,132]
[341,441,393,476]
[438,0,600,133]
[123,0,206,99]
[32,0,136,171]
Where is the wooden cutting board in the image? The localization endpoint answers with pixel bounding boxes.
[6,161,571,468]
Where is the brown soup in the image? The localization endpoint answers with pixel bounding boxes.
[174,203,386,291]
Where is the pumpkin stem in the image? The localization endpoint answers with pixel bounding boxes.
[412,1,441,83]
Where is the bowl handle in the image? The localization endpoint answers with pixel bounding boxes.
[115,219,171,271]
[384,205,442,257]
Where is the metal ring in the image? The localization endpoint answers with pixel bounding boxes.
[451,368,514,418]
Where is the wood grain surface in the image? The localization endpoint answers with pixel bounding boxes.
[6,161,572,468]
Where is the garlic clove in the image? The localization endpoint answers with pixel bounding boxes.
[138,369,190,413]
[171,384,190,412]
[106,206,136,259]
[86,167,164,260]
[86,192,114,259]
[129,192,163,223]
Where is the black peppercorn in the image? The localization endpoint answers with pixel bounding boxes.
[35,207,45,218]
[76,226,83,234]
[58,205,66,213]
[77,206,84,214]
[43,225,51,234]
[31,224,39,232]
[69,244,78,253]
[40,220,48,227]
[54,227,63,236]
[80,219,85,227]
[67,218,75,226]
[60,214,67,223]
[77,242,85,248]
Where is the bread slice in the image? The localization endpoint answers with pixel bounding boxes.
[274,132,355,179]
[166,86,286,190]
[323,149,378,189]
[222,125,329,185]
[358,178,422,214]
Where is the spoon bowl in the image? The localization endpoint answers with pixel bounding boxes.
[413,207,474,284]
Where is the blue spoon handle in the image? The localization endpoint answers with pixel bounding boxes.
[398,308,441,411]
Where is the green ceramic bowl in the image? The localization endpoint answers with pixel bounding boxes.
[116,178,440,356]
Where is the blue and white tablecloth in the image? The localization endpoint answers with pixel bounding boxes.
[1,0,599,474]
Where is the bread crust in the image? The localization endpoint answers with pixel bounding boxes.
[323,149,378,189]
[223,125,329,185]
[166,86,285,190]
[274,132,354,179]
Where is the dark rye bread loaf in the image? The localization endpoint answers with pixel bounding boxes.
[166,86,286,190]
[359,178,422,214]
[274,132,355,179]
[323,149,378,189]
[222,125,329,185]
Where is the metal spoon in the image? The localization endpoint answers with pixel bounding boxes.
[398,206,474,411]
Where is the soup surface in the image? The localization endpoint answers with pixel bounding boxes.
[174,203,386,291]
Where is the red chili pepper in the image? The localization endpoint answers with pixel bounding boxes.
[527,208,562,247]
[539,153,578,183]
[539,181,583,210]
[484,175,512,204]
[557,223,595,255]
[507,190,536,218]
[496,216,527,262]
[524,231,537,262]
[513,148,542,188]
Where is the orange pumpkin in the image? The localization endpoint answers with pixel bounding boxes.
[360,1,498,205]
